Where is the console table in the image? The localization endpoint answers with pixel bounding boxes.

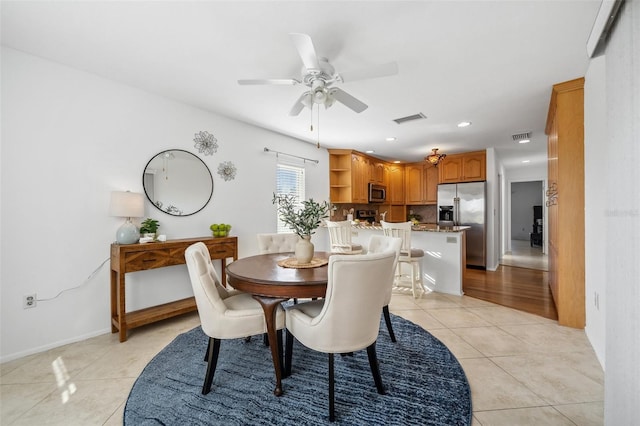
[110,236,238,342]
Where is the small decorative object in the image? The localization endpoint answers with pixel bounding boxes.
[210,223,231,238]
[217,161,237,181]
[193,131,218,156]
[140,218,160,239]
[272,193,329,264]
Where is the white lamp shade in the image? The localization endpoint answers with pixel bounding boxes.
[109,191,144,218]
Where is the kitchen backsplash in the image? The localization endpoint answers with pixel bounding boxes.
[330,204,437,223]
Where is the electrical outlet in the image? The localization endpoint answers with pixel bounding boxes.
[23,293,37,309]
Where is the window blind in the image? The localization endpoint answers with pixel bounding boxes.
[275,163,305,234]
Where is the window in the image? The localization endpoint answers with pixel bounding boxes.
[275,162,305,233]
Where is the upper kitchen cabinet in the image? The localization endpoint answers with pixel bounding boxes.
[351,153,368,203]
[545,77,585,329]
[387,164,405,204]
[405,162,438,205]
[439,150,486,183]
[327,149,368,204]
[369,159,388,186]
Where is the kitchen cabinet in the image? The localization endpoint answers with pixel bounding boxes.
[439,150,486,183]
[405,162,438,205]
[387,164,405,204]
[369,160,387,186]
[351,153,368,203]
[545,77,585,329]
[328,150,368,203]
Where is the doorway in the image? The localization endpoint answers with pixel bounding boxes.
[501,180,548,271]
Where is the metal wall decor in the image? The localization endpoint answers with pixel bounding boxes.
[217,161,237,181]
[545,182,558,207]
[193,131,218,156]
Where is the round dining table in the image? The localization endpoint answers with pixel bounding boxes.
[226,251,330,396]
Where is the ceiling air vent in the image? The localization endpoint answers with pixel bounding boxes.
[512,131,532,142]
[393,113,427,125]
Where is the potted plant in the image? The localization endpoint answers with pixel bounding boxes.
[272,193,329,263]
[140,218,160,239]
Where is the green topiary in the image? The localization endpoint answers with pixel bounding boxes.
[272,193,329,238]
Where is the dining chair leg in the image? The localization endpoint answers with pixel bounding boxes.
[328,352,335,422]
[204,336,212,361]
[277,329,284,375]
[366,343,386,395]
[382,305,396,342]
[284,329,294,377]
[202,337,221,395]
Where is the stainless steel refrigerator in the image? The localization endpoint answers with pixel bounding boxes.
[437,182,486,268]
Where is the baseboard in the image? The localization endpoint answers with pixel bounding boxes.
[0,327,112,364]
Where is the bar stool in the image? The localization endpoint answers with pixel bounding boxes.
[380,220,426,298]
[326,220,363,254]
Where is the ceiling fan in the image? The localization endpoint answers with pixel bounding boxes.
[238,33,398,116]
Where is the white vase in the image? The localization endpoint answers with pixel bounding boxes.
[295,235,314,264]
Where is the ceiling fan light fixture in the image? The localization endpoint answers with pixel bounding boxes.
[313,89,326,103]
[425,148,446,167]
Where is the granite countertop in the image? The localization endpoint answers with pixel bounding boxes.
[349,223,470,233]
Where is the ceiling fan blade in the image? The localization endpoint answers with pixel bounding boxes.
[289,92,312,116]
[329,88,368,113]
[289,33,320,71]
[337,62,399,83]
[238,79,299,85]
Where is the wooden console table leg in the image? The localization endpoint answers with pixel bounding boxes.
[110,268,128,341]
[252,296,288,396]
[110,269,118,333]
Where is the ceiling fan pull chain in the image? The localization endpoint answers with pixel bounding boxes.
[310,103,314,132]
[317,106,320,149]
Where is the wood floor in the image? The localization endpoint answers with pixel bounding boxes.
[463,265,558,321]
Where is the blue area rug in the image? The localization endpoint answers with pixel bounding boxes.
[124,314,472,425]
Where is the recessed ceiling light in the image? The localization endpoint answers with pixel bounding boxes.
[386,137,397,142]
[522,160,531,163]
[457,121,472,128]
[365,150,375,154]
[393,160,401,164]
[518,139,531,144]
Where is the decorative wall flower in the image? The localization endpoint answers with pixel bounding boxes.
[193,131,218,156]
[217,161,237,181]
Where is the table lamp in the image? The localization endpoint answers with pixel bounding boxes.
[109,191,144,244]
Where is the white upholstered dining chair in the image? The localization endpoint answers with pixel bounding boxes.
[380,220,427,298]
[326,220,363,254]
[366,235,403,342]
[185,242,285,395]
[256,232,300,254]
[284,251,397,422]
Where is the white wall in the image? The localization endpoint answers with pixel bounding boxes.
[485,148,499,271]
[0,47,329,361]
[584,55,607,368]
[602,0,640,423]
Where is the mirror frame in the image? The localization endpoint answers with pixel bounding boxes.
[142,149,213,217]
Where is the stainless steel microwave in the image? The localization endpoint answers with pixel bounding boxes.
[368,183,387,203]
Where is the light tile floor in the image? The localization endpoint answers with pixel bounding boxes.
[500,239,548,271]
[1,292,603,425]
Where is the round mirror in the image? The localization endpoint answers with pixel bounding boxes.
[142,149,213,216]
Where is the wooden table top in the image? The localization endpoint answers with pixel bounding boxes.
[226,252,330,299]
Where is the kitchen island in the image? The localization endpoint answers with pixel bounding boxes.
[348,223,469,296]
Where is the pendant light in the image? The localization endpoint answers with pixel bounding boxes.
[425,148,446,167]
